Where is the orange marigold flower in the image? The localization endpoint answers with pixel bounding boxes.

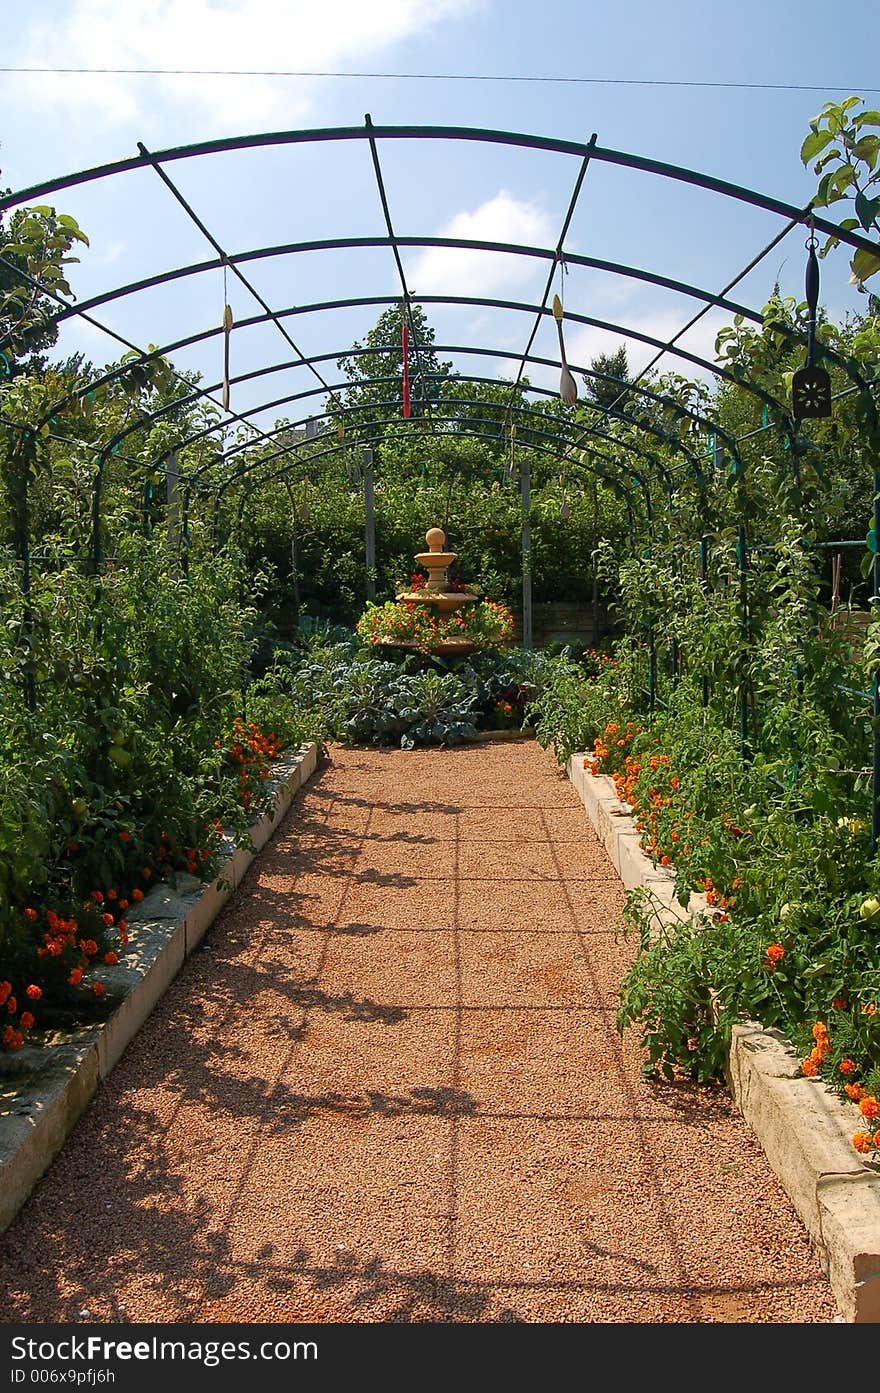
[859,1096,880,1121]
[131,888,144,903]
[90,890,104,904]
[24,907,38,922]
[102,912,114,927]
[68,968,84,986]
[19,1011,34,1031]
[874,1132,880,1150]
[839,1059,856,1075]
[92,981,105,997]
[831,997,848,1010]
[853,1132,872,1154]
[670,776,680,791]
[2,1025,23,1051]
[801,1058,819,1077]
[812,1022,828,1040]
[6,997,17,1015]
[118,899,129,911]
[845,1082,866,1101]
[103,951,118,966]
[25,985,42,1001]
[861,1002,877,1016]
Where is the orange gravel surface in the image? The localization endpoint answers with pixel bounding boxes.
[0,742,838,1323]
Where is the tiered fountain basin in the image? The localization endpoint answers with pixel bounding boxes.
[358,526,513,658]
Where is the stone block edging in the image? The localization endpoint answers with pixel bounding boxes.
[0,742,320,1239]
[567,751,880,1324]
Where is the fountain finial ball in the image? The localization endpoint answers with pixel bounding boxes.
[425,527,446,552]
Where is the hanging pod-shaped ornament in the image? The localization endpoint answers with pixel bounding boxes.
[221,303,233,412]
[552,294,578,406]
[792,237,831,420]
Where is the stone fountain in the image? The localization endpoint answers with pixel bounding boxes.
[393,526,481,655]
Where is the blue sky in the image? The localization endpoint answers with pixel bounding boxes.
[1,0,876,430]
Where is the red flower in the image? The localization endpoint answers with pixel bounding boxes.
[25,985,42,1001]
[92,982,105,998]
[24,907,38,922]
[19,1011,35,1031]
[103,951,118,966]
[68,968,84,986]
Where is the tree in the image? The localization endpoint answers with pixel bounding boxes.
[335,303,452,438]
[582,345,634,414]
[0,199,90,366]
[800,96,880,291]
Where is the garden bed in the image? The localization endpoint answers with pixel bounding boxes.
[566,751,880,1323]
[0,743,319,1238]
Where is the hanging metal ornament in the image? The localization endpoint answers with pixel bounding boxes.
[221,302,233,411]
[552,294,578,405]
[792,230,832,420]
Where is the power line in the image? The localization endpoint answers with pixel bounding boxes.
[0,66,877,93]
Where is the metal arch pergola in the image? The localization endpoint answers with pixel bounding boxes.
[2,120,880,723]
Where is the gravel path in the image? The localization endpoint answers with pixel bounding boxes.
[0,742,838,1323]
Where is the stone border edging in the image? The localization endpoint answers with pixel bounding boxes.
[566,752,880,1324]
[0,742,320,1239]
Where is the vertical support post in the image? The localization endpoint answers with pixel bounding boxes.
[737,520,750,762]
[700,535,709,708]
[91,456,106,576]
[521,450,532,650]
[12,431,36,711]
[873,468,880,856]
[166,451,180,552]
[181,484,191,576]
[591,476,600,646]
[364,448,376,601]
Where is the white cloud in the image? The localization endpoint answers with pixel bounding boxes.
[564,307,731,385]
[14,0,481,131]
[406,190,556,297]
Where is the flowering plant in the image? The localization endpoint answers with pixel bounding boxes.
[356,598,514,652]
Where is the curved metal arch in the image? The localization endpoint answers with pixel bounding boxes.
[195,402,670,518]
[27,291,729,481]
[219,424,651,551]
[34,237,766,340]
[178,375,708,498]
[31,280,754,446]
[90,333,757,485]
[2,121,877,263]
[4,120,875,462]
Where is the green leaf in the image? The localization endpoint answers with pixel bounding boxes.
[849,245,880,286]
[852,135,880,170]
[855,190,880,231]
[801,128,834,164]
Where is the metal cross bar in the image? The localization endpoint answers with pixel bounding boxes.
[501,132,597,429]
[363,113,434,428]
[136,139,340,407]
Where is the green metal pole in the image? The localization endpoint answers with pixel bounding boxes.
[872,468,880,855]
[737,520,750,761]
[521,450,532,650]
